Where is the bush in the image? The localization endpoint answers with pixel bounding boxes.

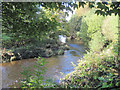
[63,52,120,88]
[89,31,105,52]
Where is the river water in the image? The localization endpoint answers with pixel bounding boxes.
[1,40,86,88]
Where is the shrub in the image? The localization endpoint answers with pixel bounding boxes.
[89,31,105,52]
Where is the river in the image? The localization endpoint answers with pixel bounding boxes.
[1,40,86,88]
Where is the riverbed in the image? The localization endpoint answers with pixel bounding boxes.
[1,40,86,88]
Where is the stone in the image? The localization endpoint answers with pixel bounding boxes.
[57,49,64,55]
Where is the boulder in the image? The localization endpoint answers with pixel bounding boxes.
[2,52,15,62]
[44,49,53,57]
[64,45,70,50]
[57,49,64,55]
[2,53,11,62]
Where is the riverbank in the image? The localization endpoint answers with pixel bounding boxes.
[61,41,120,88]
[2,38,70,63]
[1,40,85,88]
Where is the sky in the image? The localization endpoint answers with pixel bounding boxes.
[66,11,73,21]
[65,7,76,21]
[65,0,76,21]
[37,3,76,21]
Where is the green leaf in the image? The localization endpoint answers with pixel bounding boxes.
[27,83,32,86]
[93,76,97,79]
[109,78,113,81]
[98,77,104,81]
[116,82,119,86]
[102,82,108,88]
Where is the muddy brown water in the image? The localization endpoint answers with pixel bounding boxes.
[1,40,86,88]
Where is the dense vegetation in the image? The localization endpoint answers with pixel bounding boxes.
[1,2,120,89]
[2,2,71,63]
[63,8,120,88]
[2,2,67,47]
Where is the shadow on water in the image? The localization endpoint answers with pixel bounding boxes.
[1,40,86,88]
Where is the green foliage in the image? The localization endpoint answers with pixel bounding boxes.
[2,1,120,17]
[2,2,70,49]
[2,2,59,39]
[79,16,89,46]
[64,52,120,88]
[63,9,119,89]
[80,8,105,47]
[67,5,90,37]
[2,33,12,41]
[20,57,46,88]
[19,57,60,88]
[78,2,120,16]
[102,14,118,42]
[89,31,105,52]
[95,2,120,16]
[2,2,120,88]
[69,14,81,32]
[2,2,120,49]
[76,32,80,38]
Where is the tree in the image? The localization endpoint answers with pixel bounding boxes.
[2,2,120,39]
[75,1,120,55]
[2,2,70,46]
[77,2,120,16]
